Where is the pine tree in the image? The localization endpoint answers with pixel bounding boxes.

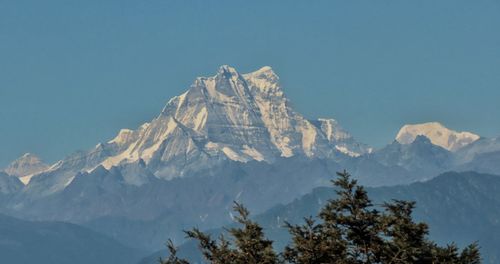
[158,239,189,264]
[458,244,481,264]
[184,229,236,264]
[184,202,278,264]
[283,216,347,264]
[318,170,384,263]
[378,200,432,263]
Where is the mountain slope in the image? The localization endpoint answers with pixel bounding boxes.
[454,136,500,164]
[0,172,23,195]
[459,150,500,175]
[0,214,144,264]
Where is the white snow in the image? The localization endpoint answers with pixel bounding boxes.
[175,91,188,114]
[335,145,361,157]
[251,97,294,157]
[278,137,294,157]
[193,107,208,131]
[396,122,480,151]
[19,174,35,185]
[242,145,265,161]
[242,66,279,93]
[301,121,317,156]
[63,176,75,188]
[108,129,134,145]
[317,118,352,141]
[222,147,245,162]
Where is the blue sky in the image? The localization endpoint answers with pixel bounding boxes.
[1,0,499,166]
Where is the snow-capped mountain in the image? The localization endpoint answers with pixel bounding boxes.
[396,122,480,152]
[2,66,500,253]
[7,67,497,200]
[98,65,370,174]
[12,65,369,196]
[3,153,49,184]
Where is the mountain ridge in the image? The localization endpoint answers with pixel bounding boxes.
[1,66,499,254]
[0,213,144,264]
[14,65,370,195]
[4,67,492,194]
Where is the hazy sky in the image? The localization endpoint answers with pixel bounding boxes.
[1,0,499,166]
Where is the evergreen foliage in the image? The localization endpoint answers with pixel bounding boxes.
[160,171,481,264]
[159,240,189,264]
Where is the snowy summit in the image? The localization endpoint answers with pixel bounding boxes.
[99,65,371,172]
[3,153,49,184]
[396,122,480,151]
[13,65,372,193]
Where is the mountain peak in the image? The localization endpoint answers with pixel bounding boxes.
[32,65,369,183]
[9,153,43,165]
[4,153,49,180]
[243,66,280,94]
[216,65,240,78]
[22,153,35,158]
[217,65,275,76]
[396,122,480,151]
[251,66,275,76]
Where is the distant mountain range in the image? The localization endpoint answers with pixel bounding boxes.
[1,66,499,256]
[140,171,500,264]
[0,213,144,264]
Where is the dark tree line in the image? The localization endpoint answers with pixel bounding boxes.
[160,171,480,264]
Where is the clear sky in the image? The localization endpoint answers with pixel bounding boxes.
[1,0,499,166]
